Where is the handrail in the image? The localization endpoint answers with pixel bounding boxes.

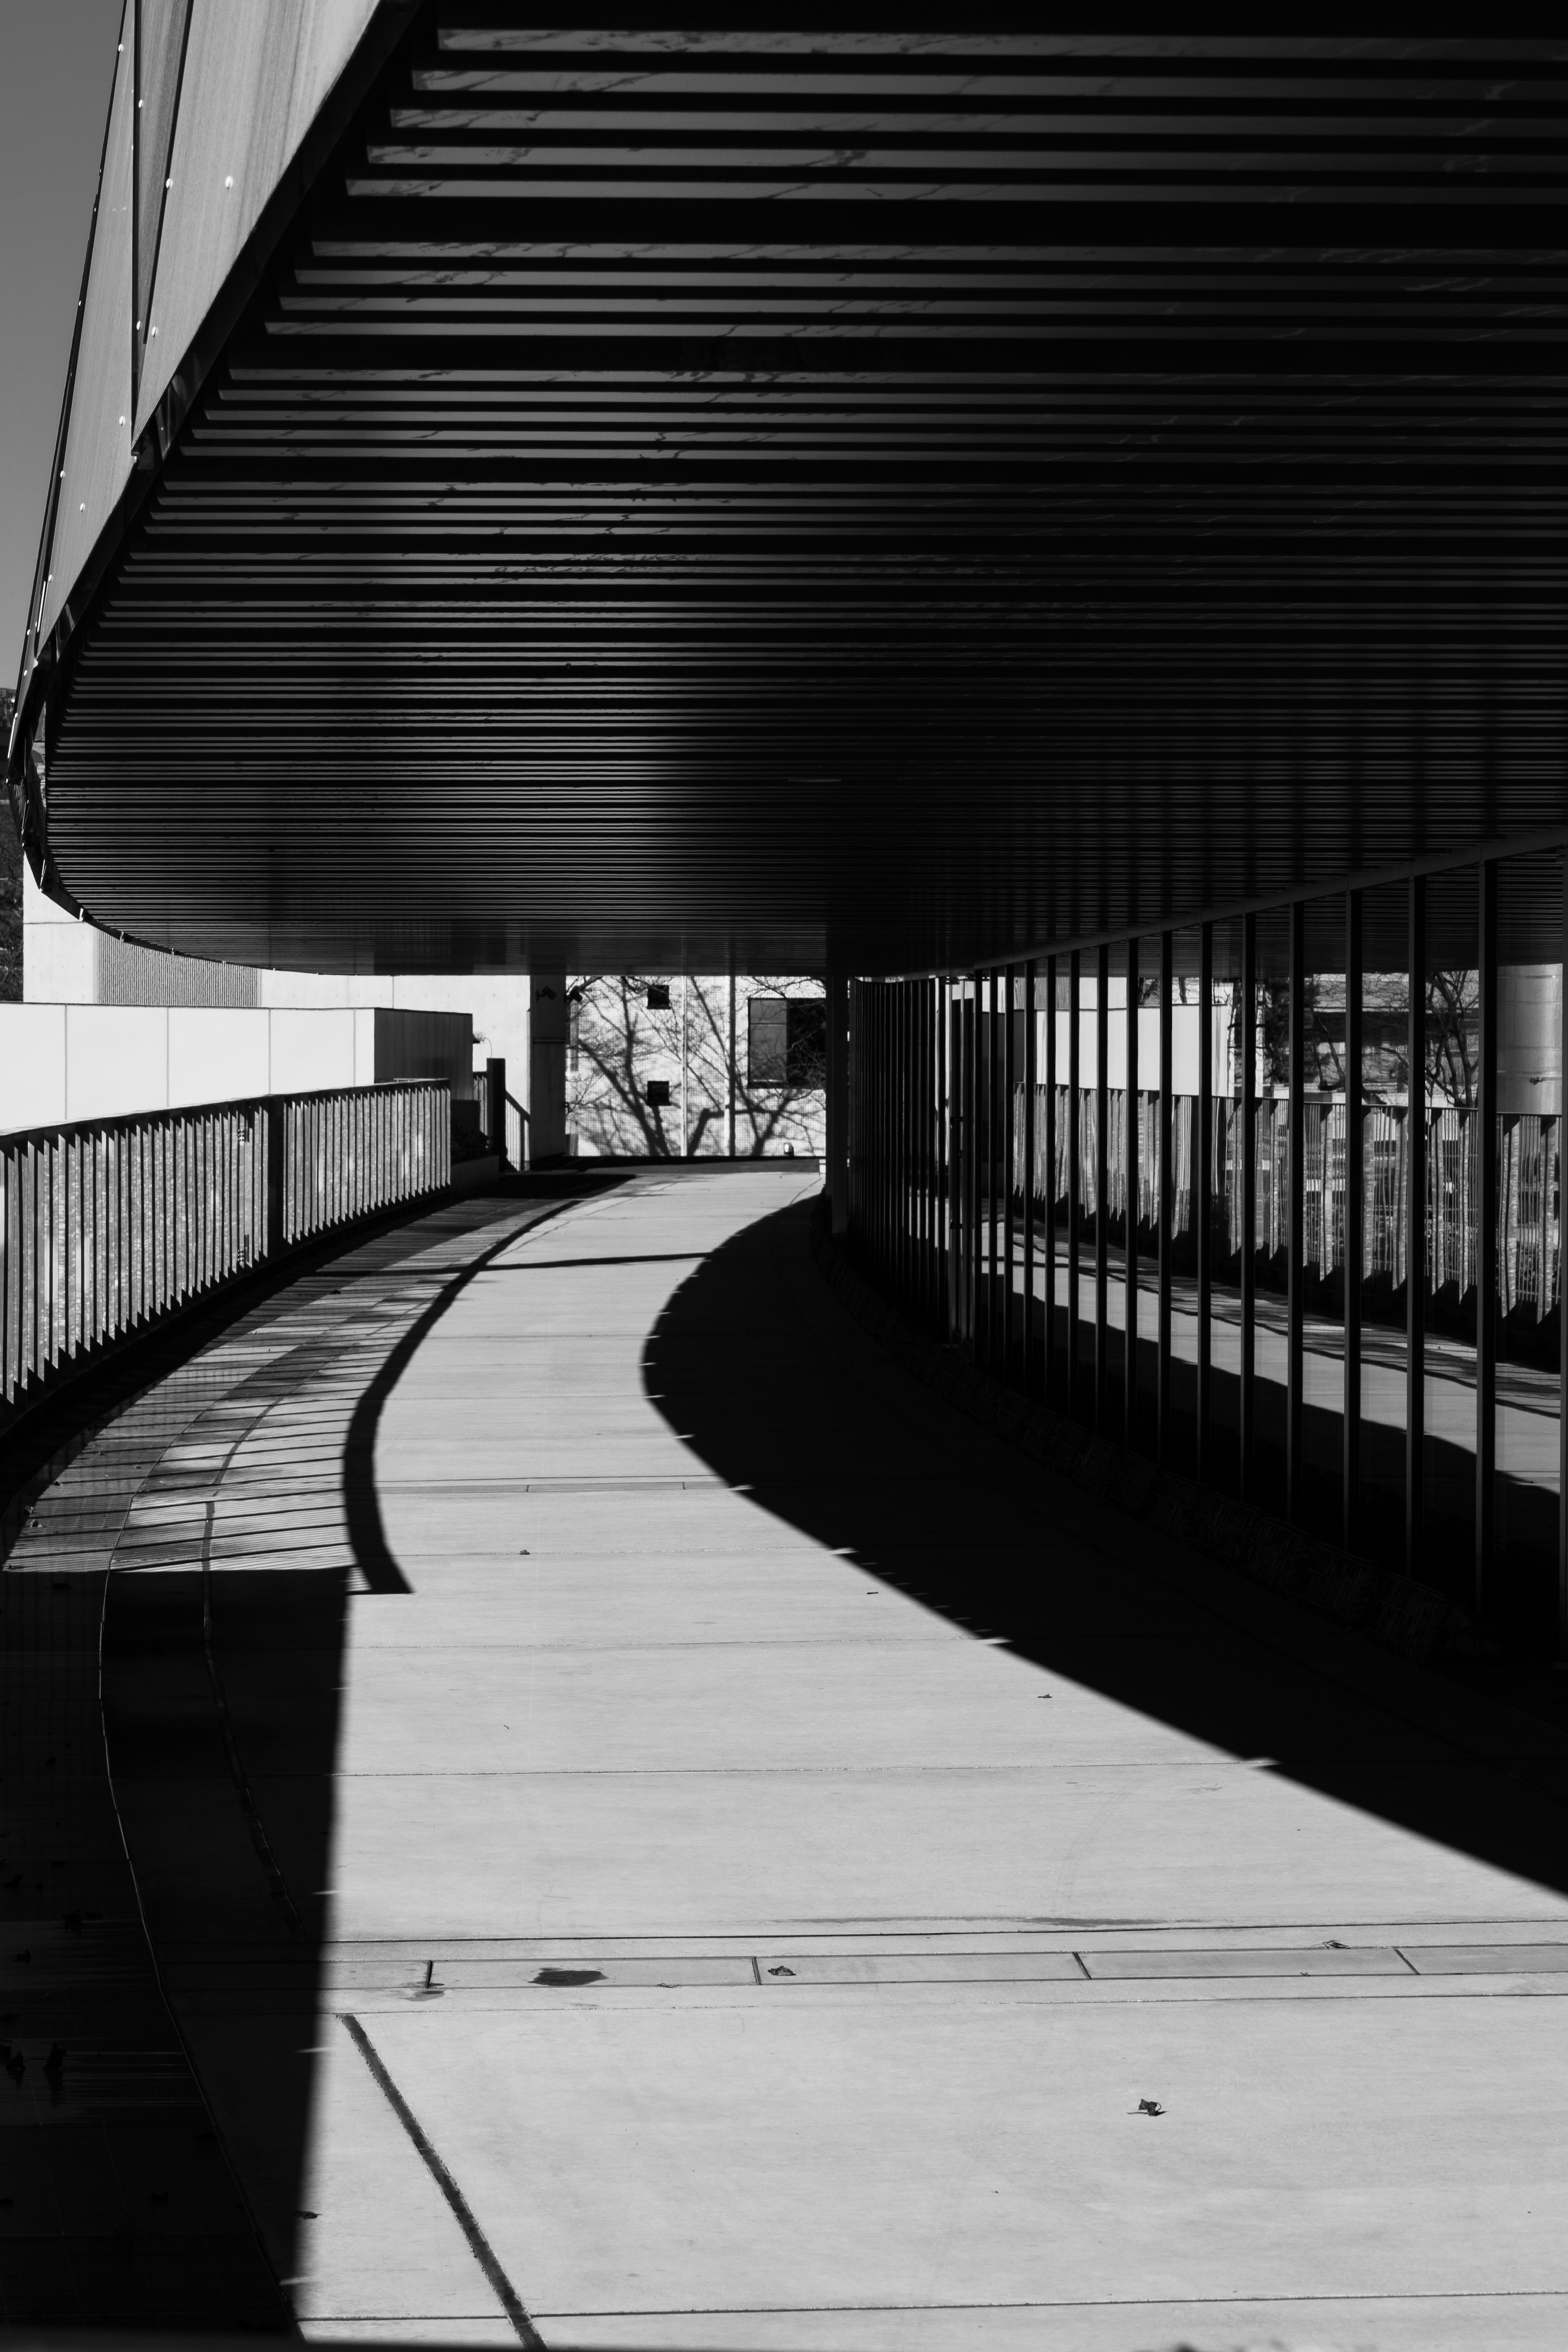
[1,1079,451,1433]
[470,1084,529,1169]
[0,1078,435,1155]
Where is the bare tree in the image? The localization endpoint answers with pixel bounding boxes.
[1359,968,1479,1107]
[568,974,825,1157]
[568,976,679,1156]
[1424,967,1481,1108]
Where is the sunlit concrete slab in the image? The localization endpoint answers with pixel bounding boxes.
[316,1993,1568,2343]
[272,1167,1568,2348]
[316,1763,1560,1947]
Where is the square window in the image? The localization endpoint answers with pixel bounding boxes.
[646,983,671,1011]
[645,1078,671,1107]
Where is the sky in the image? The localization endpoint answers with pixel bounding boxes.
[1,0,125,684]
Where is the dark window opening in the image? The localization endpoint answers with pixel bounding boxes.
[748,996,826,1089]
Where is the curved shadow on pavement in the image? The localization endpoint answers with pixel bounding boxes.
[645,1193,1568,1902]
[97,1181,615,2315]
[341,1189,587,1593]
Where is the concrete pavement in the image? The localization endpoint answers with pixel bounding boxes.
[303,1170,1568,2348]
[7,1164,1568,2348]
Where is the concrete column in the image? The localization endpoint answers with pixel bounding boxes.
[528,973,568,1165]
[825,968,849,1236]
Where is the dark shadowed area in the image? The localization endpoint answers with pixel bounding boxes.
[1,1181,604,2325]
[645,1194,1568,1904]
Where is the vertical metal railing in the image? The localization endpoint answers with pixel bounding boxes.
[1126,944,1141,1446]
[843,877,1568,1657]
[1344,888,1365,1554]
[1,1081,450,1432]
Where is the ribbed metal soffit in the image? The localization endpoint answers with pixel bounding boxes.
[18,14,1568,974]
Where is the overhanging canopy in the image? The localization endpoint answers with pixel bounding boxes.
[11,12,1568,974]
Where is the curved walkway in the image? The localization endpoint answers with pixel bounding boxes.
[7,1166,1568,2348]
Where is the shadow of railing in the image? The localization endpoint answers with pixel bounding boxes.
[12,1177,612,2323]
[644,1193,1568,1903]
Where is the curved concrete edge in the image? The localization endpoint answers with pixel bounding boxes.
[810,1203,1479,1670]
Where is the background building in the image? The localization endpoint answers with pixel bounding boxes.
[568,975,825,1159]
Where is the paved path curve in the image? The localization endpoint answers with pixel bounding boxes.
[9,1165,1568,2348]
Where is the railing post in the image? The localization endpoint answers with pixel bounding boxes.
[1287,898,1306,1524]
[965,974,980,1352]
[943,978,958,1338]
[899,982,911,1306]
[2,1144,12,1409]
[1559,860,1568,1663]
[1240,914,1258,1502]
[1067,952,1081,1416]
[1197,922,1213,1481]
[1345,889,1365,1552]
[1044,956,1057,1405]
[1158,931,1174,1466]
[1023,959,1038,1397]
[1125,936,1139,1448]
[1095,945,1109,1433]
[266,1097,285,1261]
[988,968,1002,1375]
[922,978,931,1322]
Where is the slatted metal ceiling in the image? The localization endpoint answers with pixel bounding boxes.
[24,16,1568,974]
